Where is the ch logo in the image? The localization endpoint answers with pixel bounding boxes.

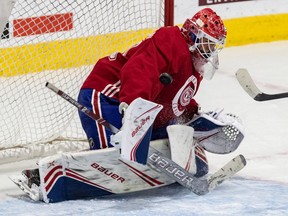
[172,75,198,116]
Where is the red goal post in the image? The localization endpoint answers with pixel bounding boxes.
[0,0,174,163]
[165,0,174,26]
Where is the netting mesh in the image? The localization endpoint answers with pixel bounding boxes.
[0,0,166,163]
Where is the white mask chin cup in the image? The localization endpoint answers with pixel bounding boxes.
[192,53,219,80]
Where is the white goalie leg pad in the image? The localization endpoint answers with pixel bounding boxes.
[35,142,174,203]
[167,125,197,174]
[120,97,163,164]
[187,112,245,154]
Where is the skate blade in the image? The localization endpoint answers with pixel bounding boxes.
[9,175,41,201]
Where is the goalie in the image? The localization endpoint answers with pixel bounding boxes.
[12,8,245,203]
[78,7,243,174]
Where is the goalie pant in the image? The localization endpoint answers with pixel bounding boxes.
[77,90,199,149]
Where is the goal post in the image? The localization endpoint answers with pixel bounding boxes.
[0,0,174,164]
[165,0,174,26]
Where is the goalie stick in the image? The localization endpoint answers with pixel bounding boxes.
[45,82,246,195]
[236,68,288,101]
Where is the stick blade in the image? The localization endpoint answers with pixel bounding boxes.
[207,154,247,191]
[235,68,261,99]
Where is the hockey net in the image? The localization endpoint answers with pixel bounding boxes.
[0,0,174,164]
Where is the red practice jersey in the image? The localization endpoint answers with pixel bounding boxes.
[81,26,203,128]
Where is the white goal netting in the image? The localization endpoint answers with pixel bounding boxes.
[0,0,171,163]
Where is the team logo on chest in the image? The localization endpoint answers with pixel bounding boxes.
[172,75,198,116]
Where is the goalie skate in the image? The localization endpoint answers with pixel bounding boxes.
[9,169,42,201]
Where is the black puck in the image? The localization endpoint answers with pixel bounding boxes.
[159,73,173,85]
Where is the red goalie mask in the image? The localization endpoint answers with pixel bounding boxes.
[181,8,227,59]
[181,8,227,80]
